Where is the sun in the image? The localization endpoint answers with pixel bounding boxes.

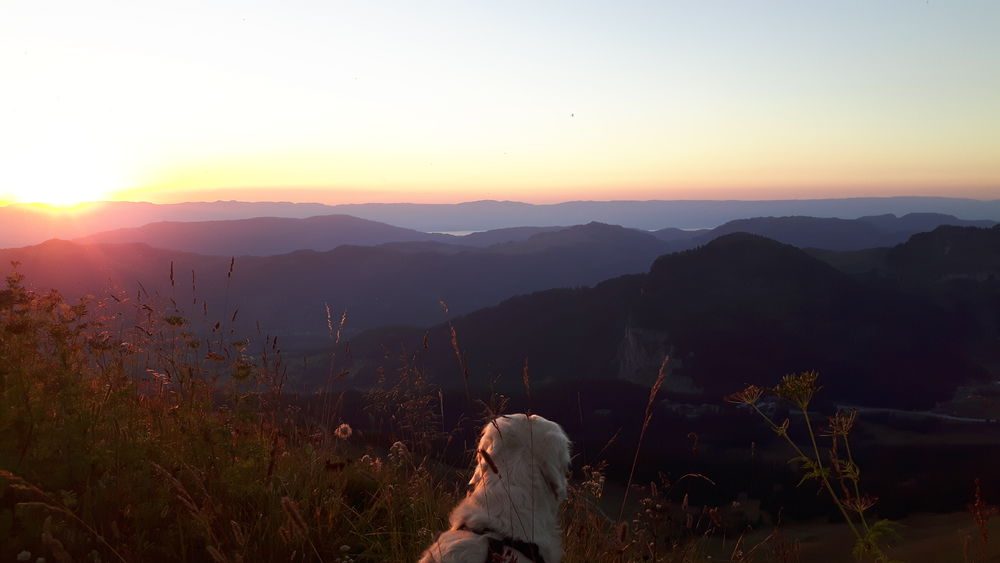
[8,183,110,208]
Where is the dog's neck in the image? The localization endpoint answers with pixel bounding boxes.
[449,471,563,563]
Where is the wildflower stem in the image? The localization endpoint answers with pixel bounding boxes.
[617,356,669,524]
[749,405,862,542]
[802,409,863,541]
[843,436,872,533]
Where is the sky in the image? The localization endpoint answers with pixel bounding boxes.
[1,1,999,206]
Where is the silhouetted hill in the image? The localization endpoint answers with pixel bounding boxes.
[458,226,564,246]
[0,201,335,248]
[348,234,985,408]
[701,216,888,250]
[490,222,667,254]
[821,225,1000,386]
[636,234,980,404]
[348,274,644,391]
[810,224,1000,282]
[76,215,576,256]
[79,214,455,256]
[885,225,1000,283]
[859,212,995,234]
[383,223,670,256]
[683,213,996,251]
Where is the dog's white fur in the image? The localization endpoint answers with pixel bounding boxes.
[419,413,571,563]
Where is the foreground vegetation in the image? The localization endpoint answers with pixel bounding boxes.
[1,268,995,562]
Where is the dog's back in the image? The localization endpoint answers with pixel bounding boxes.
[419,413,571,563]
[419,528,488,562]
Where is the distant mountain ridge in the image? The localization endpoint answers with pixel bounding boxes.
[78,214,448,256]
[3,197,999,248]
[42,210,997,257]
[488,222,665,254]
[322,198,1000,232]
[79,216,571,256]
[655,213,995,251]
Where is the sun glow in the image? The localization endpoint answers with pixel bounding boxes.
[2,2,999,206]
[1,136,129,207]
[7,183,111,207]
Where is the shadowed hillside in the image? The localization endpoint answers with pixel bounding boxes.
[635,234,980,405]
[885,224,1000,282]
[0,224,672,344]
[348,233,989,409]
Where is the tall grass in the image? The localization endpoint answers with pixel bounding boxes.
[1,266,991,561]
[0,267,453,561]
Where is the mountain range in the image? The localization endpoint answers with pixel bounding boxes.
[314,198,1000,232]
[3,203,998,411]
[4,196,999,248]
[77,215,569,256]
[0,223,673,345]
[69,211,995,256]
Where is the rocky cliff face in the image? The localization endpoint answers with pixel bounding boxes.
[616,324,701,395]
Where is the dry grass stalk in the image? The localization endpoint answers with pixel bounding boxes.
[970,478,998,546]
[618,355,669,523]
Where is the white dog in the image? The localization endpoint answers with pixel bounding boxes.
[419,413,572,563]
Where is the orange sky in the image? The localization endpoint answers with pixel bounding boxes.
[2,1,999,207]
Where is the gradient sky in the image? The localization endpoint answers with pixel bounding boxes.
[2,1,999,206]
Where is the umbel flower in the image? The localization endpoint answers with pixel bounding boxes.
[825,409,858,437]
[725,384,765,406]
[843,494,878,513]
[774,370,820,410]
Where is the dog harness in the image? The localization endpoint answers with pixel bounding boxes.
[457,524,547,563]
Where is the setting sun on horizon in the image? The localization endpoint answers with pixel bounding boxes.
[3,1,999,206]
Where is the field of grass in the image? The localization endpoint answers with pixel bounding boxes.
[1,268,996,562]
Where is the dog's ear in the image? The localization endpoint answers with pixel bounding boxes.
[537,426,571,502]
[468,423,502,490]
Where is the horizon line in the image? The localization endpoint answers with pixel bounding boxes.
[5,193,1000,210]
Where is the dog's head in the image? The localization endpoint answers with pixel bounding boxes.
[470,413,572,502]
